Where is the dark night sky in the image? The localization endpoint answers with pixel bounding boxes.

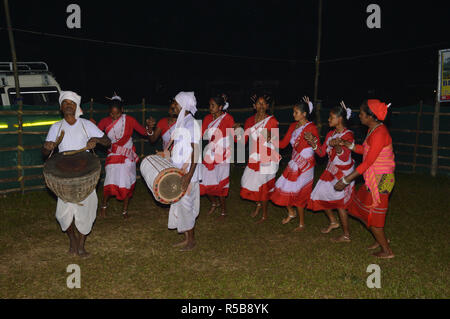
[1,0,449,108]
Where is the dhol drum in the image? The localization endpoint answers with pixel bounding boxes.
[43,151,101,203]
[140,155,186,204]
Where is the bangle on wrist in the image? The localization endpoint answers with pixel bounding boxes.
[349,142,355,150]
[341,177,349,185]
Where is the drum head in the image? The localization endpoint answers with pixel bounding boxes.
[44,151,100,178]
[154,168,185,203]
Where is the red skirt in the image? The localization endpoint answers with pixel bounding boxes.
[347,186,390,228]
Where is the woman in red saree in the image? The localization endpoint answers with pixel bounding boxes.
[97,94,151,219]
[334,99,395,259]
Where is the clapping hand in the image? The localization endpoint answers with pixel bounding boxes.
[146,117,156,129]
[302,96,310,104]
[334,179,346,191]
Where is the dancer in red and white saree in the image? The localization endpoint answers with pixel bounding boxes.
[306,102,355,234]
[238,94,279,223]
[97,94,151,219]
[270,96,319,231]
[147,99,177,150]
[200,94,235,219]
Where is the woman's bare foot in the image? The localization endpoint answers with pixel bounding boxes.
[99,206,107,218]
[368,239,391,250]
[122,211,129,220]
[207,204,219,215]
[216,212,227,222]
[321,222,340,234]
[330,234,351,243]
[293,224,305,232]
[282,214,296,224]
[255,217,266,224]
[251,203,262,218]
[372,249,395,259]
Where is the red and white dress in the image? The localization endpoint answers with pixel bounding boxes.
[97,114,148,200]
[240,115,279,202]
[156,117,176,150]
[200,112,235,197]
[270,121,319,207]
[308,129,355,211]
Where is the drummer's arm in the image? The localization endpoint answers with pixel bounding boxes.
[181,143,199,192]
[87,134,111,149]
[42,141,56,157]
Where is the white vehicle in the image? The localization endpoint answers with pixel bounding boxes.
[0,62,61,107]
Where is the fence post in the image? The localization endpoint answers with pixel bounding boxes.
[431,98,440,177]
[412,100,423,173]
[141,98,145,158]
[89,98,94,121]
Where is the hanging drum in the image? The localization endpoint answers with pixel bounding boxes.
[140,155,186,204]
[43,151,101,203]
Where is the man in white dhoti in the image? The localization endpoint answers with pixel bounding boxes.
[158,91,201,251]
[43,91,111,257]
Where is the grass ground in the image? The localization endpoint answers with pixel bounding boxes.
[0,165,449,298]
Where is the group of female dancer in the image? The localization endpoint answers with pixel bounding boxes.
[96,92,396,259]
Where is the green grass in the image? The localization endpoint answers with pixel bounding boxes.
[0,165,449,298]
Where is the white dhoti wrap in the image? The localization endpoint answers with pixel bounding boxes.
[55,190,98,235]
[168,182,200,233]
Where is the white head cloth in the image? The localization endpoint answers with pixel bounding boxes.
[106,92,122,102]
[59,91,83,119]
[308,101,314,114]
[173,91,197,131]
[341,104,352,120]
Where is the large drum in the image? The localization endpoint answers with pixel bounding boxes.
[43,151,101,203]
[140,155,186,204]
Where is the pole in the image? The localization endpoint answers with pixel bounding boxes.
[431,98,440,177]
[141,98,145,158]
[4,0,24,194]
[412,100,423,173]
[431,51,442,177]
[313,0,323,134]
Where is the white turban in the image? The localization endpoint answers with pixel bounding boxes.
[59,91,83,119]
[173,91,197,131]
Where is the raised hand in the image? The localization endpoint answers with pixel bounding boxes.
[302,96,311,104]
[340,100,347,109]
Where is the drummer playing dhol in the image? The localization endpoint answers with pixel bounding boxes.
[42,91,111,257]
[156,91,201,251]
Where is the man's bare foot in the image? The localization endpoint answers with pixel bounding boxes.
[77,248,90,258]
[255,217,266,224]
[367,239,391,250]
[251,204,262,218]
[293,224,305,232]
[321,222,340,234]
[207,204,219,215]
[67,247,77,256]
[179,241,196,251]
[372,250,395,259]
[173,240,188,248]
[330,234,351,243]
